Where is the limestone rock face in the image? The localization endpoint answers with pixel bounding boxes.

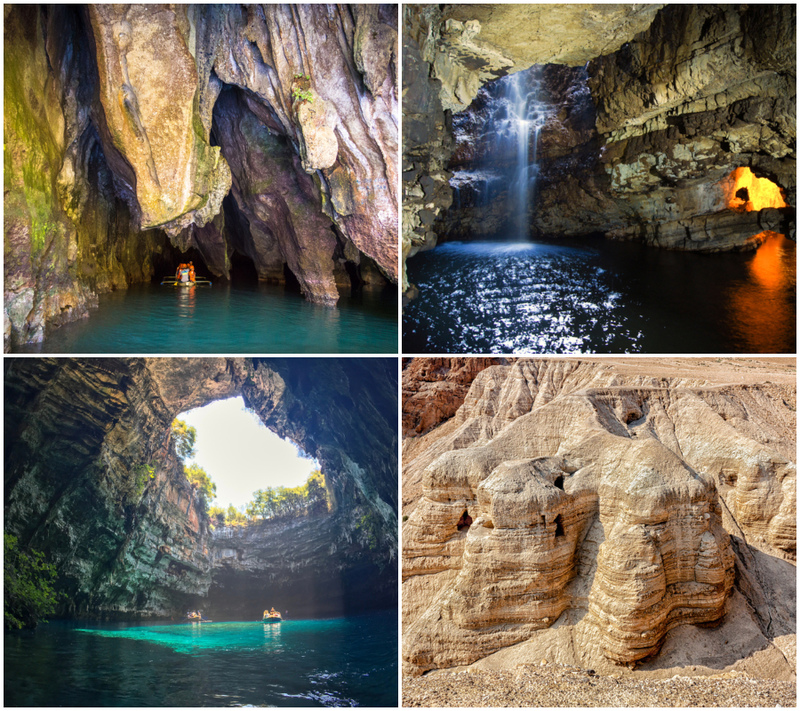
[432,4,665,112]
[3,6,182,348]
[402,359,795,676]
[402,357,510,437]
[5,358,398,619]
[576,4,796,245]
[4,4,398,347]
[87,5,232,235]
[213,90,340,304]
[208,3,399,283]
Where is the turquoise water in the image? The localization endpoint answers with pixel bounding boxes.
[4,611,397,706]
[15,282,397,354]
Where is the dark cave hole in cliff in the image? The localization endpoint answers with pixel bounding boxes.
[457,510,472,531]
[554,474,564,490]
[554,514,565,538]
[282,264,303,293]
[228,251,260,285]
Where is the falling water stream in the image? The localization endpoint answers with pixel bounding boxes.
[410,64,795,354]
[450,66,548,237]
[507,68,545,239]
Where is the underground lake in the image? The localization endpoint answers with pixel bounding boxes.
[403,232,796,354]
[402,4,796,355]
[11,281,398,354]
[4,612,397,707]
[5,358,399,707]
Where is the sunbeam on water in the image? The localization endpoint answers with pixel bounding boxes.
[4,611,397,707]
[403,234,796,354]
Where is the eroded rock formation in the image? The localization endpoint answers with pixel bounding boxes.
[402,4,795,294]
[402,358,795,678]
[4,4,398,347]
[4,358,397,619]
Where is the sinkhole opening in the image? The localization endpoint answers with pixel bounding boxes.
[172,396,327,527]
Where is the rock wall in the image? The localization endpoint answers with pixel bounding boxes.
[402,358,796,676]
[4,357,397,619]
[402,4,796,294]
[4,4,398,347]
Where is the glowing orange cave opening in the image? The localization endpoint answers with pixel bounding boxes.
[727,167,787,211]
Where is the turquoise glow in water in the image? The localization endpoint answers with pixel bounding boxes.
[14,282,397,354]
[4,611,397,706]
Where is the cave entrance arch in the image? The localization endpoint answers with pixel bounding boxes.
[174,396,324,521]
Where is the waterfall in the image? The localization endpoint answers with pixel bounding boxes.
[448,64,549,241]
[502,67,546,240]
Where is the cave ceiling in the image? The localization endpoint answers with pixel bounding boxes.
[4,358,398,619]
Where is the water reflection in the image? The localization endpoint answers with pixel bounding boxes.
[725,232,796,353]
[404,233,796,353]
[176,284,197,317]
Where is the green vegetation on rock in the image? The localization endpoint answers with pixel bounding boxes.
[355,510,382,550]
[185,463,216,511]
[171,419,197,460]
[4,534,60,630]
[246,470,328,520]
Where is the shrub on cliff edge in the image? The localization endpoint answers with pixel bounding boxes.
[4,533,59,630]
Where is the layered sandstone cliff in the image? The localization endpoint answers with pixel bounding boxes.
[402,358,795,678]
[5,4,398,347]
[5,358,397,619]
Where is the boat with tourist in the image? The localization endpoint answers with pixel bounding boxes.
[186,610,212,623]
[262,608,282,623]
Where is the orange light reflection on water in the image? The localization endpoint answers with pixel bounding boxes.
[726,232,796,352]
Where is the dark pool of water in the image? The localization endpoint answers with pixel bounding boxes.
[403,234,796,354]
[4,610,397,707]
[15,282,397,354]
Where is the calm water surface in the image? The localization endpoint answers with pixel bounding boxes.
[403,234,795,353]
[17,283,397,354]
[4,611,397,707]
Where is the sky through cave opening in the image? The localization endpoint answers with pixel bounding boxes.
[176,396,321,512]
